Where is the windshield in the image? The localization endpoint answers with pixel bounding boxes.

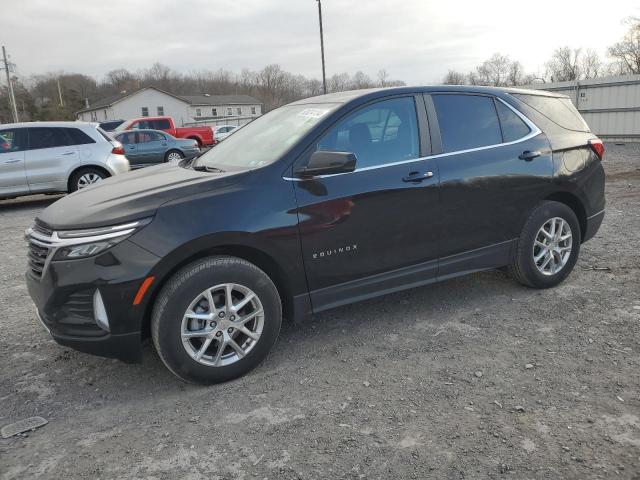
[195,103,340,170]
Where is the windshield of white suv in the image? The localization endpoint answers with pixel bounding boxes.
[194,103,340,170]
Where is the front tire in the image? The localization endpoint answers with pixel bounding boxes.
[151,256,282,384]
[509,201,581,289]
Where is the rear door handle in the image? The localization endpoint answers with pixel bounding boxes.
[4,158,21,164]
[519,150,541,161]
[62,151,76,156]
[402,171,434,183]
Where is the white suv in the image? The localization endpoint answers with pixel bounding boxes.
[0,121,129,199]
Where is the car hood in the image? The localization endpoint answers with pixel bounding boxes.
[37,163,241,230]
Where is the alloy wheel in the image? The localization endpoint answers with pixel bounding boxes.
[77,173,103,189]
[180,283,264,367]
[167,152,183,162]
[532,217,573,276]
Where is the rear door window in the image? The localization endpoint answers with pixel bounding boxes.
[495,101,531,142]
[116,132,136,144]
[138,132,164,143]
[432,94,502,153]
[27,127,71,150]
[512,93,589,132]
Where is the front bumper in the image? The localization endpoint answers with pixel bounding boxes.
[182,147,201,159]
[26,238,160,363]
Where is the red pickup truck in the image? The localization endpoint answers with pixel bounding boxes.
[116,116,215,146]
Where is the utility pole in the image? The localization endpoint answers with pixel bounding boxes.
[57,78,64,107]
[315,0,327,94]
[2,46,19,123]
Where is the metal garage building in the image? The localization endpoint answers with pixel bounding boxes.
[529,74,640,142]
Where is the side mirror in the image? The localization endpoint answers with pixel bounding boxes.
[296,151,357,178]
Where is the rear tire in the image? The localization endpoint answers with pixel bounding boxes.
[151,256,282,384]
[509,201,581,289]
[69,167,107,192]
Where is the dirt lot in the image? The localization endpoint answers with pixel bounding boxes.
[1,145,639,479]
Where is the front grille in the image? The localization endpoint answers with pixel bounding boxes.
[27,224,55,279]
[28,242,49,277]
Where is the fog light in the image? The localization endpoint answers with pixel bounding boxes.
[93,289,110,332]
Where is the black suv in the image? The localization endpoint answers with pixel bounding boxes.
[26,86,605,384]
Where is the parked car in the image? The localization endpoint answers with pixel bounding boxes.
[213,125,238,142]
[0,133,9,151]
[0,121,129,199]
[26,86,605,384]
[113,129,200,168]
[115,116,215,147]
[99,120,125,132]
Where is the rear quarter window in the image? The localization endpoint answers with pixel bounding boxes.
[65,128,96,145]
[512,93,589,132]
[495,101,531,142]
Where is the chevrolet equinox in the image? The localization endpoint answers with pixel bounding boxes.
[26,86,605,384]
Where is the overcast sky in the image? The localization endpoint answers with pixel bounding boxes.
[3,0,638,85]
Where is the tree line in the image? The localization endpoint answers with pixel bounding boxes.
[0,63,403,124]
[443,16,639,86]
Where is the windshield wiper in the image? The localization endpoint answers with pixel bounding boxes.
[192,164,225,173]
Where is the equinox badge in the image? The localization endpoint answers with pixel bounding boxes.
[312,244,358,260]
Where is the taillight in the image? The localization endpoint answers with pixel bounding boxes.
[1,143,9,151]
[111,141,125,155]
[588,139,604,160]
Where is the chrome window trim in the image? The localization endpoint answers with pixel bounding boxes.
[283,97,541,182]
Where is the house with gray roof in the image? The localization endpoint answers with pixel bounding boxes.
[76,86,262,126]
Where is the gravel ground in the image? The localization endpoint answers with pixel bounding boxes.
[1,144,639,479]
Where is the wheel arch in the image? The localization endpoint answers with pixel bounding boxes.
[544,191,587,242]
[140,243,295,339]
[186,135,203,146]
[67,165,111,192]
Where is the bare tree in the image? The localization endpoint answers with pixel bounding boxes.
[377,69,389,87]
[105,68,136,92]
[580,49,603,79]
[608,16,640,74]
[545,47,582,82]
[442,70,466,85]
[351,71,373,89]
[507,61,528,86]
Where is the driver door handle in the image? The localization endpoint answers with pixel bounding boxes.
[519,150,541,161]
[402,171,434,183]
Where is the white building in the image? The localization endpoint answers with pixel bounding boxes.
[529,74,640,142]
[76,86,263,127]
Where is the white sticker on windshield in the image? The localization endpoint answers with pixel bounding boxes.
[297,108,330,119]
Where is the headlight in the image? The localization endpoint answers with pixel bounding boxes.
[52,218,152,260]
[54,239,123,260]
